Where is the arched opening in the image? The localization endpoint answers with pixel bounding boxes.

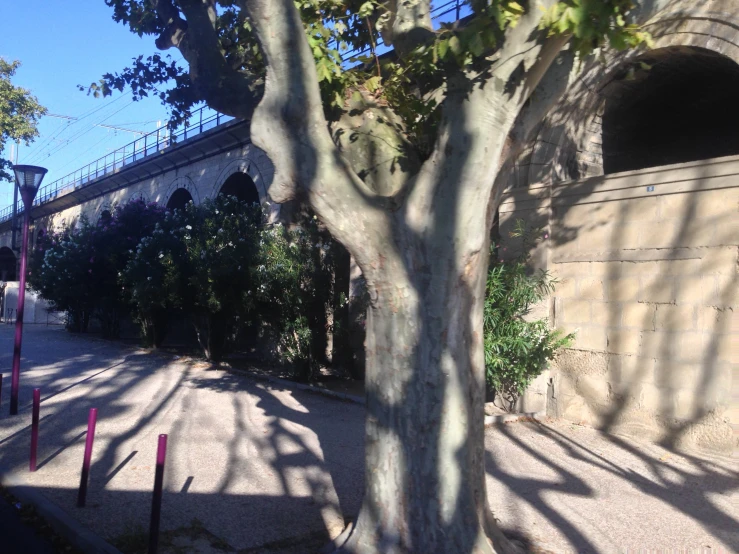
[99,209,112,225]
[218,172,260,204]
[0,247,17,282]
[602,47,739,174]
[167,188,194,211]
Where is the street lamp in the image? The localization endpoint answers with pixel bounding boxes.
[9,164,47,415]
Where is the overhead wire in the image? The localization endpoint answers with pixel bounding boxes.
[28,97,136,166]
[24,91,133,163]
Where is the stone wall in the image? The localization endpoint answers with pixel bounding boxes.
[0,142,275,249]
[499,155,738,453]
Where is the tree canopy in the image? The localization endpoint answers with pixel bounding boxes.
[0,59,47,181]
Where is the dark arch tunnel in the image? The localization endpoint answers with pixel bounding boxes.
[218,172,260,205]
[167,188,194,211]
[602,47,739,174]
[0,247,16,282]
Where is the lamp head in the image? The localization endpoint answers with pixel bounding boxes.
[12,164,47,206]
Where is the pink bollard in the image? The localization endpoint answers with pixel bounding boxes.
[29,388,40,472]
[148,434,168,554]
[77,408,98,507]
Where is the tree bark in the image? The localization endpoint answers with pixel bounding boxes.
[336,238,514,554]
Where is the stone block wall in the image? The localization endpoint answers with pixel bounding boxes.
[499,155,738,453]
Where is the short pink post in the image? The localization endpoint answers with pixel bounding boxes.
[148,434,167,554]
[77,408,98,507]
[29,388,40,472]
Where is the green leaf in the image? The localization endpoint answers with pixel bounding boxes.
[468,33,484,57]
[437,38,450,60]
[448,35,462,55]
[358,1,374,17]
[365,75,382,92]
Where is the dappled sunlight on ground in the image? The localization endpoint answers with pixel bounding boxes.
[0,327,736,553]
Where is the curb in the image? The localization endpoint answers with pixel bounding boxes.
[225,367,546,426]
[225,367,367,405]
[0,470,123,554]
[484,411,546,426]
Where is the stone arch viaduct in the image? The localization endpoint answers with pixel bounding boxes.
[0,0,736,452]
[0,112,276,248]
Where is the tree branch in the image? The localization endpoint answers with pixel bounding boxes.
[153,0,259,119]
[241,0,391,270]
[151,0,187,50]
[377,0,435,56]
[403,1,565,248]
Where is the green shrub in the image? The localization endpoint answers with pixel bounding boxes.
[29,199,167,335]
[123,195,262,358]
[29,225,96,332]
[252,212,337,380]
[483,220,574,411]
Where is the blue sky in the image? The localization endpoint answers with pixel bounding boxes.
[0,0,187,208]
[0,1,470,210]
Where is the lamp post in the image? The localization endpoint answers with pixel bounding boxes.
[9,164,47,415]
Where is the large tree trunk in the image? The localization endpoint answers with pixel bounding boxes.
[336,241,513,554]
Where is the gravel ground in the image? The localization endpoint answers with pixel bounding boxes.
[0,325,735,553]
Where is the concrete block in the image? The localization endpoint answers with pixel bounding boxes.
[552,262,586,280]
[672,389,699,420]
[699,247,737,275]
[714,213,739,247]
[621,197,660,222]
[701,364,733,409]
[639,330,677,360]
[676,332,706,363]
[693,189,738,220]
[555,277,577,299]
[637,276,676,304]
[655,304,696,332]
[621,302,656,330]
[562,299,591,325]
[554,371,578,398]
[576,374,611,406]
[578,277,604,300]
[606,278,640,302]
[592,301,620,327]
[713,273,739,308]
[673,276,709,306]
[574,326,606,351]
[698,306,738,334]
[559,393,600,426]
[608,354,655,386]
[610,224,641,249]
[715,334,738,364]
[638,222,677,249]
[654,361,702,391]
[557,202,606,228]
[606,328,640,355]
[636,259,692,280]
[658,191,692,221]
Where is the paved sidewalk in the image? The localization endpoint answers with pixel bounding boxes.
[0,326,735,553]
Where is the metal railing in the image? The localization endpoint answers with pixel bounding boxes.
[0,106,234,223]
[0,1,468,224]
